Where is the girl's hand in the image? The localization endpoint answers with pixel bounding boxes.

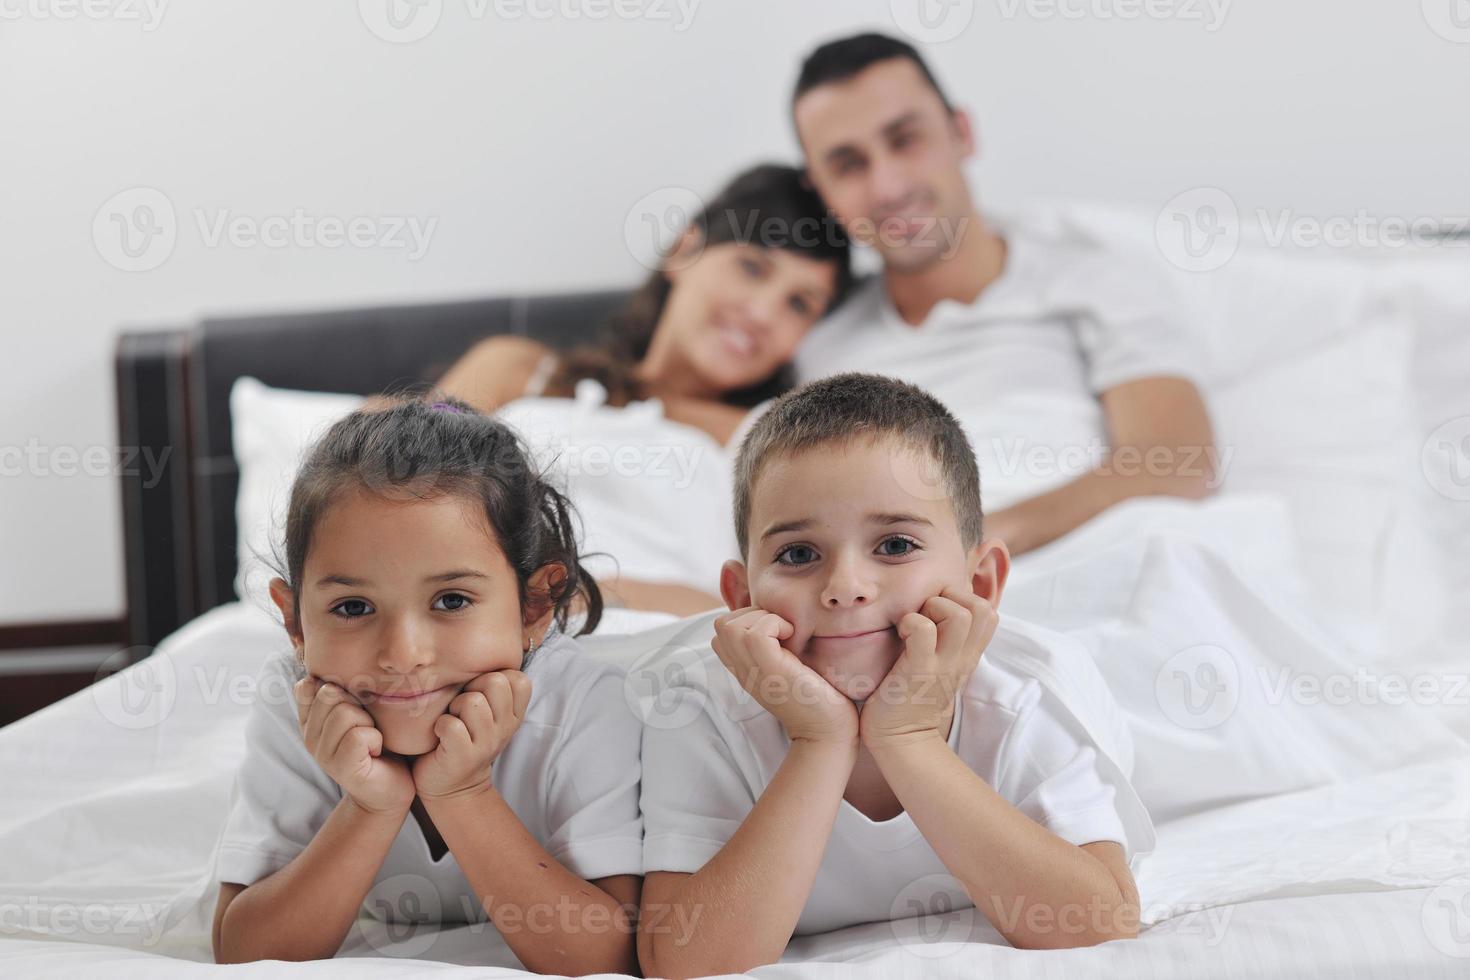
[412,670,532,801]
[712,607,858,744]
[860,587,999,750]
[295,677,415,815]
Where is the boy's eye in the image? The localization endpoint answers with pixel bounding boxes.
[877,536,919,558]
[774,543,818,567]
[433,593,473,612]
[330,598,373,618]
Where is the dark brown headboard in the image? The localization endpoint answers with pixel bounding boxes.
[114,289,629,649]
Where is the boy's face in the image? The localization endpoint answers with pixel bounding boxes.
[721,435,1008,701]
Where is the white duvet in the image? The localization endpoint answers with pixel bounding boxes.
[2,494,1468,977]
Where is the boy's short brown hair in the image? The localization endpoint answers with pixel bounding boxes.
[732,373,983,559]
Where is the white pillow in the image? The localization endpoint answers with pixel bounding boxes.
[496,379,738,596]
[1006,202,1428,642]
[229,377,738,617]
[231,377,365,614]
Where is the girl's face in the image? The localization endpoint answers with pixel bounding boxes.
[658,241,838,393]
[271,486,545,756]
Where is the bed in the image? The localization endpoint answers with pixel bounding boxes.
[5,202,1468,977]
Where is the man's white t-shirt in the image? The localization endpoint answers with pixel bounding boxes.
[213,630,643,925]
[638,612,1155,936]
[792,219,1204,511]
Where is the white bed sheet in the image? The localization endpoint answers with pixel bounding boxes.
[3,507,1469,977]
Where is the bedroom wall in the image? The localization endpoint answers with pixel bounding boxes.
[2,0,1467,624]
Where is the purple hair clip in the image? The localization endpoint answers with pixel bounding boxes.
[430,401,467,414]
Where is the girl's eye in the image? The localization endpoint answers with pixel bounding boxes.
[774,543,818,567]
[433,593,473,612]
[789,295,812,317]
[330,598,373,619]
[739,256,765,278]
[877,536,919,558]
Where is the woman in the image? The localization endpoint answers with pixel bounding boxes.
[439,163,853,444]
[438,164,854,614]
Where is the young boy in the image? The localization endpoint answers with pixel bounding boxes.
[637,373,1154,977]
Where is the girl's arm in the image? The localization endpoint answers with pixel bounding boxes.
[636,735,856,980]
[212,795,410,963]
[869,735,1139,948]
[421,786,641,976]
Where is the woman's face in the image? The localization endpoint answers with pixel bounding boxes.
[659,241,838,393]
[272,486,533,756]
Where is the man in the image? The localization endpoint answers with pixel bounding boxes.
[789,32,1217,555]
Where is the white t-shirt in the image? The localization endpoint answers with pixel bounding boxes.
[638,612,1155,936]
[496,379,737,596]
[793,219,1204,511]
[213,629,643,926]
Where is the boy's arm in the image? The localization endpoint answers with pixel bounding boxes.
[638,733,857,980]
[869,735,1139,948]
[421,785,641,976]
[213,796,408,963]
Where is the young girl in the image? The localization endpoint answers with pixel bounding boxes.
[211,395,642,973]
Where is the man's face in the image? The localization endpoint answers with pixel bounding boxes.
[725,435,1002,701]
[794,58,977,273]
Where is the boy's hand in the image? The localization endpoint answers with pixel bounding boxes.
[860,587,999,750]
[295,677,415,815]
[712,607,858,744]
[412,669,531,802]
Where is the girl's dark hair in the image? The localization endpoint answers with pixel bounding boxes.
[273,394,602,638]
[544,163,855,408]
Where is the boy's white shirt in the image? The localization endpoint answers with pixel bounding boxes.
[213,630,644,924]
[637,610,1155,937]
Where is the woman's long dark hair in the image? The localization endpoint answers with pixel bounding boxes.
[545,163,854,408]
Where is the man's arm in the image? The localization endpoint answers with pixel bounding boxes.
[986,376,1217,555]
[868,735,1139,949]
[637,735,857,979]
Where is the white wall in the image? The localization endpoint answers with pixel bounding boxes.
[2,0,1467,624]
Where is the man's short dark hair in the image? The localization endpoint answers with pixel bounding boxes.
[732,373,983,559]
[793,32,954,112]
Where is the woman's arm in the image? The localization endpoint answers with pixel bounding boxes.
[598,577,721,617]
[986,376,1217,555]
[212,796,409,963]
[419,785,641,976]
[436,335,552,414]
